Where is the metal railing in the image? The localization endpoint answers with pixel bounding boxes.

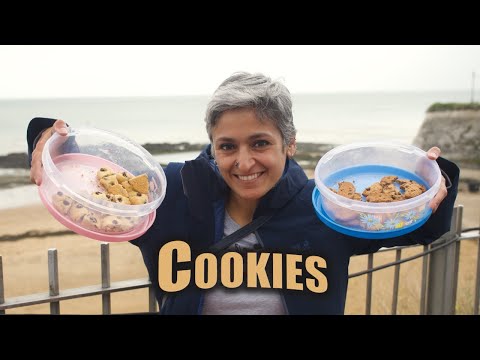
[348,205,480,315]
[0,243,157,314]
[0,206,478,315]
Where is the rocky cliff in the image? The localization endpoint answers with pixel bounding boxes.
[413,109,480,169]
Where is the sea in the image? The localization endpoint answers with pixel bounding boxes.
[0,91,471,210]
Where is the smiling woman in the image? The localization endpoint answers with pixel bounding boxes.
[211,108,296,225]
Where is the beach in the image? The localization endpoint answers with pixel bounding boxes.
[0,175,478,314]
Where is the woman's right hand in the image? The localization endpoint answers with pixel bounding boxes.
[30,119,69,186]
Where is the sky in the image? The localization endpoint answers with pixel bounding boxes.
[0,45,479,98]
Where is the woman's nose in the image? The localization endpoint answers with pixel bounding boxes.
[236,148,255,170]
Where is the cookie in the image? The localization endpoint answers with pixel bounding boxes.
[91,191,112,202]
[80,211,102,231]
[111,194,131,205]
[107,184,129,198]
[380,176,398,186]
[129,192,148,205]
[362,182,383,197]
[101,215,132,232]
[128,174,149,194]
[52,191,73,215]
[121,180,135,193]
[396,179,426,199]
[116,171,132,183]
[352,193,362,201]
[68,202,89,222]
[366,192,395,203]
[97,167,115,180]
[382,184,403,199]
[403,185,426,199]
[337,181,356,199]
[100,175,119,191]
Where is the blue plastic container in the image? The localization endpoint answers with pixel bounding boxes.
[313,142,441,239]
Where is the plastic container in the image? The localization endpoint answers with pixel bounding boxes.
[312,142,442,239]
[39,127,167,242]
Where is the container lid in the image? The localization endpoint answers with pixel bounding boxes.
[41,127,167,218]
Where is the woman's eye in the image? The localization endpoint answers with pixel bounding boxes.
[219,143,235,151]
[253,140,270,148]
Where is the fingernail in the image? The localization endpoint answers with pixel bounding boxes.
[59,127,68,135]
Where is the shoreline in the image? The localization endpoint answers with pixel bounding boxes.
[0,142,337,190]
[0,141,337,167]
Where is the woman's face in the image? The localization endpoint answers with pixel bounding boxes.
[212,108,294,203]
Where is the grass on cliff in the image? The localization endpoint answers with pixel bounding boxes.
[427,102,480,112]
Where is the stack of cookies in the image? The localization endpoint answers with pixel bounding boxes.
[51,190,139,232]
[330,176,426,203]
[92,167,149,205]
[50,166,152,233]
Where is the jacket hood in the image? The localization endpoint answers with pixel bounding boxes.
[180,144,308,219]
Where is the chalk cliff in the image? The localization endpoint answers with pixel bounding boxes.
[413,109,480,169]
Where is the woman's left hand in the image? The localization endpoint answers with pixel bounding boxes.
[426,147,448,213]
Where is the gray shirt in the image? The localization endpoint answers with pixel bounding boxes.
[201,211,287,315]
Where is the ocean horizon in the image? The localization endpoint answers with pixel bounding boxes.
[0,91,472,211]
[0,91,472,156]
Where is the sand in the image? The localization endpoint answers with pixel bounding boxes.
[0,185,478,314]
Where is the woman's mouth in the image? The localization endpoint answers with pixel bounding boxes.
[235,172,264,181]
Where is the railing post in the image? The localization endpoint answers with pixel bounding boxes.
[148,280,158,313]
[101,243,111,315]
[449,205,462,313]
[48,249,60,314]
[426,206,461,314]
[365,253,374,315]
[419,245,429,315]
[0,256,5,314]
[391,248,401,315]
[474,226,480,315]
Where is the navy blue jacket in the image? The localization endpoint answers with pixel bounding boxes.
[27,117,460,315]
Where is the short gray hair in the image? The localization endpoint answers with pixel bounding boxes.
[205,72,296,148]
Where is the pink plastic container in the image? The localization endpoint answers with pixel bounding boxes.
[38,127,167,242]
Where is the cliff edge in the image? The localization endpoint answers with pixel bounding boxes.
[413,107,480,170]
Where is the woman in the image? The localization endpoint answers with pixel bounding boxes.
[27,72,458,315]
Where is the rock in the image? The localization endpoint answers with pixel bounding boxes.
[0,153,29,169]
[413,109,480,169]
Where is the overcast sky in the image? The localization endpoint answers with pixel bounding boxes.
[1,45,479,98]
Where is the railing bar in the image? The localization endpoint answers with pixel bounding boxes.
[349,234,458,278]
[0,256,5,315]
[0,278,152,310]
[365,253,373,315]
[391,249,401,315]
[420,245,429,315]
[451,205,463,315]
[459,233,480,240]
[148,283,157,313]
[474,234,480,315]
[356,230,478,257]
[101,243,111,315]
[48,249,60,314]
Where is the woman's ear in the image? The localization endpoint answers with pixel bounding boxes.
[287,140,297,158]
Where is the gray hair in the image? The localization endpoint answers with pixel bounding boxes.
[205,72,296,148]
